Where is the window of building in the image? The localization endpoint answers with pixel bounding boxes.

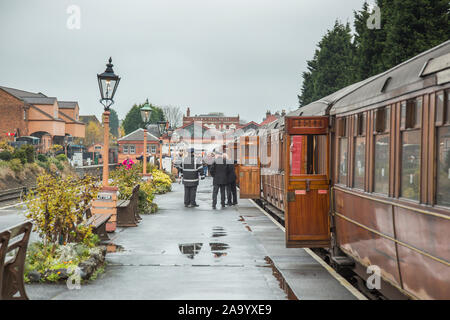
[129,145,135,154]
[353,113,366,190]
[151,145,156,154]
[123,145,128,154]
[374,106,390,194]
[23,110,27,120]
[436,90,450,207]
[337,117,348,185]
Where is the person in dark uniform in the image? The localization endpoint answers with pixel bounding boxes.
[226,158,237,206]
[210,153,228,209]
[178,148,205,207]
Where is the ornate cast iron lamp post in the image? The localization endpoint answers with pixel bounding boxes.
[140,100,152,178]
[97,57,120,187]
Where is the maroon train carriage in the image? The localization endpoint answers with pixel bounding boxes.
[232,40,450,300]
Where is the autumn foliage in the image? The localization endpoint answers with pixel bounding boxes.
[25,174,101,246]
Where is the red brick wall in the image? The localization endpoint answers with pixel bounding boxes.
[0,89,28,138]
[117,140,161,163]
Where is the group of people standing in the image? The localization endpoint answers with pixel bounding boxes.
[174,148,237,209]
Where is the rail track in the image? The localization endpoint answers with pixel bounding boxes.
[0,186,35,206]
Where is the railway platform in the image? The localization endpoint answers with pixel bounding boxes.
[3,178,362,300]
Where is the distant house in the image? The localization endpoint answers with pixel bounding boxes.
[0,85,85,153]
[238,121,260,132]
[117,128,161,164]
[259,110,284,126]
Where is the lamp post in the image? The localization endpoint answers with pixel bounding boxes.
[97,57,120,186]
[140,99,152,178]
[157,121,168,170]
[92,57,121,233]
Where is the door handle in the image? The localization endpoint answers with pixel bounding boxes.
[306,179,311,192]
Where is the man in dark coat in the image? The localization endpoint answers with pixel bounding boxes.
[177,148,205,207]
[210,153,228,209]
[226,159,237,206]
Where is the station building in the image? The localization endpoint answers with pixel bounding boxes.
[0,85,85,153]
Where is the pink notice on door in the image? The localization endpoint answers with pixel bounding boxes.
[291,136,303,175]
[318,190,328,194]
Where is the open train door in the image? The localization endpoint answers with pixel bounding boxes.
[238,135,260,198]
[285,117,330,248]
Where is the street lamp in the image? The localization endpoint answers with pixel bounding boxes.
[157,121,168,170]
[140,99,152,177]
[97,57,120,187]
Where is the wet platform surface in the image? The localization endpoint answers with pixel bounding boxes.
[1,178,357,300]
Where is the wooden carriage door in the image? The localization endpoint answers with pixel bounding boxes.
[239,136,260,199]
[285,117,331,248]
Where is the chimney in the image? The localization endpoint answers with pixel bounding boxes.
[281,109,286,116]
[186,107,191,117]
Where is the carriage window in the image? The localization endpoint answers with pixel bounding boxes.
[402,98,422,129]
[240,136,258,166]
[374,134,389,194]
[338,138,348,184]
[400,97,422,201]
[353,113,366,190]
[354,137,365,190]
[436,92,445,125]
[401,131,421,200]
[437,127,450,206]
[337,117,348,185]
[436,90,450,207]
[290,135,326,175]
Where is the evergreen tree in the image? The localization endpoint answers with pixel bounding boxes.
[353,2,388,80]
[298,21,356,106]
[298,51,319,106]
[123,102,165,134]
[109,108,119,137]
[383,0,449,68]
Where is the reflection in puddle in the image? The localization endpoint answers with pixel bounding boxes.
[212,226,227,238]
[107,244,125,253]
[210,242,230,258]
[178,243,203,259]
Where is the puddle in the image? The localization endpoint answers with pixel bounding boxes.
[107,244,125,253]
[245,225,252,232]
[178,243,203,259]
[209,242,230,258]
[264,256,298,300]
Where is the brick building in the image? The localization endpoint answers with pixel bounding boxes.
[0,86,85,153]
[117,128,161,164]
[182,108,240,131]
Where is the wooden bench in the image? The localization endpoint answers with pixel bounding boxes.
[117,184,141,227]
[84,208,112,241]
[0,221,32,300]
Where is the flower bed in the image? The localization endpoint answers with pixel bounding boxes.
[25,242,107,283]
[23,172,106,284]
[110,161,172,214]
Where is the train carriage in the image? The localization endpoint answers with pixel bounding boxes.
[234,40,450,299]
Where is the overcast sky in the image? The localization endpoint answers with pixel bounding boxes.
[0,0,365,123]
